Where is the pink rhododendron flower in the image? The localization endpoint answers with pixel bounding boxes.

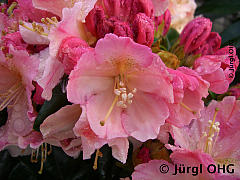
[166,67,209,127]
[19,1,96,100]
[193,46,239,94]
[168,96,240,178]
[18,131,43,149]
[13,0,57,22]
[67,33,174,142]
[0,46,38,150]
[86,0,166,46]
[57,37,92,74]
[168,0,196,32]
[180,17,212,54]
[74,106,129,163]
[40,104,83,157]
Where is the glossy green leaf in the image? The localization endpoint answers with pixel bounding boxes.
[33,84,71,131]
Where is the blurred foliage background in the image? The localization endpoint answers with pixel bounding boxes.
[0,0,240,179]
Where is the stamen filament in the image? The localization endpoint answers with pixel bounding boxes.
[100,96,118,126]
[180,102,196,114]
[19,21,48,36]
[0,83,23,111]
[93,149,102,170]
[205,108,219,153]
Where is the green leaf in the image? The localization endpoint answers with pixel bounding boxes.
[166,28,179,49]
[33,84,71,131]
[196,0,240,19]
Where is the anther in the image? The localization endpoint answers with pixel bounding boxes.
[132,88,137,93]
[180,102,197,114]
[127,93,133,99]
[121,93,127,102]
[119,81,124,87]
[114,89,121,96]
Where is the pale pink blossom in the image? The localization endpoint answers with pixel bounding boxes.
[166,67,209,127]
[33,1,96,100]
[168,96,240,178]
[74,106,129,163]
[13,0,56,22]
[0,46,38,150]
[40,104,82,157]
[67,33,174,142]
[168,0,197,33]
[193,46,239,94]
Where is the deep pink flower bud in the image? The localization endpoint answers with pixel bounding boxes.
[33,83,45,105]
[193,32,221,55]
[113,20,133,38]
[132,13,154,47]
[85,6,106,37]
[180,17,212,54]
[130,0,154,19]
[154,9,171,36]
[103,0,153,21]
[58,37,92,74]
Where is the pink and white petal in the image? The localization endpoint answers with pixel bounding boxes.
[151,0,169,16]
[67,75,114,105]
[49,0,97,55]
[9,46,39,90]
[95,34,154,68]
[86,88,128,139]
[170,150,216,179]
[18,131,43,149]
[67,51,115,104]
[33,48,50,82]
[40,104,81,139]
[128,70,174,103]
[122,92,169,142]
[19,22,49,45]
[132,160,184,180]
[37,56,64,100]
[32,0,71,17]
[108,138,129,163]
[8,91,33,137]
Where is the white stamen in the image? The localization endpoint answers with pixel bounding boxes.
[127,93,134,99]
[114,89,121,96]
[121,93,127,102]
[203,132,207,136]
[132,88,137,93]
[127,100,133,104]
[208,120,213,124]
[119,81,124,87]
[117,101,124,107]
[215,122,220,126]
[120,88,126,92]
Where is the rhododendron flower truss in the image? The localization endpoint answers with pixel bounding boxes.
[168,96,240,178]
[67,34,174,142]
[0,46,38,150]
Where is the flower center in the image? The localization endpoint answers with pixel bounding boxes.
[198,108,220,154]
[100,75,137,126]
[0,82,24,111]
